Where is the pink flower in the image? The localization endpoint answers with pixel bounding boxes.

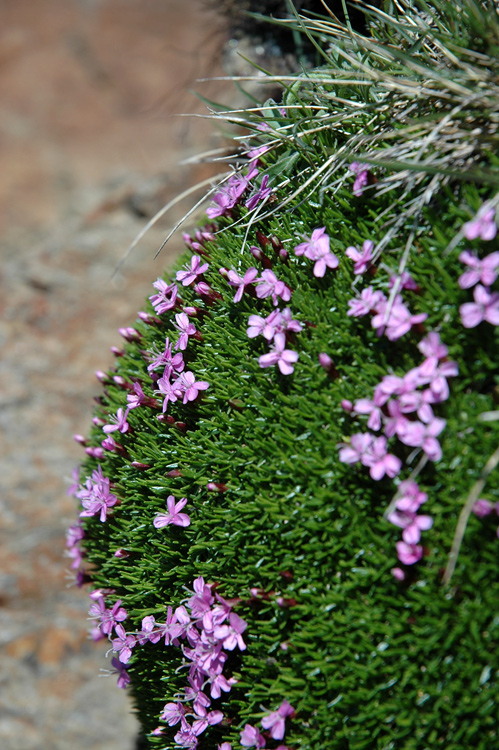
[153,495,191,528]
[394,481,428,513]
[227,267,258,303]
[362,436,402,480]
[388,509,433,544]
[240,724,266,748]
[372,297,427,340]
[245,175,272,210]
[111,657,130,689]
[345,240,374,274]
[398,414,446,461]
[294,226,339,277]
[460,284,499,328]
[347,287,386,317]
[396,541,423,565]
[102,407,130,434]
[261,700,295,740]
[463,205,497,241]
[77,465,118,522]
[349,162,370,196]
[256,270,292,306]
[472,498,495,518]
[174,312,197,350]
[147,336,185,377]
[176,256,210,287]
[417,332,448,360]
[458,250,499,289]
[176,371,210,404]
[338,432,373,465]
[213,612,247,651]
[258,333,299,375]
[112,624,136,664]
[149,279,178,314]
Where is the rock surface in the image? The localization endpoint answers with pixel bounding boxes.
[0,1,231,747]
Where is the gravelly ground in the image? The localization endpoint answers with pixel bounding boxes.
[0,1,230,747]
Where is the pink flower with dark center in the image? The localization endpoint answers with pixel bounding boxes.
[154,495,191,529]
[258,333,299,375]
[458,250,499,288]
[261,700,295,740]
[176,256,210,287]
[227,267,259,303]
[463,205,497,241]
[149,279,178,315]
[346,240,374,274]
[256,270,292,306]
[460,284,499,328]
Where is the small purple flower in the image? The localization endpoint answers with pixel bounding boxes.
[176,256,210,287]
[338,432,373,465]
[347,287,386,317]
[213,612,247,651]
[176,370,210,404]
[362,436,402,480]
[372,297,427,340]
[472,498,495,518]
[389,271,419,291]
[147,336,185,378]
[294,227,339,277]
[398,414,446,461]
[102,407,130,435]
[245,175,272,210]
[77,465,118,522]
[256,270,292,306]
[396,541,423,565]
[458,250,499,289]
[388,509,433,544]
[227,267,259,303]
[349,162,370,197]
[258,333,299,375]
[89,595,128,636]
[261,700,295,740]
[112,624,136,664]
[174,312,197,351]
[161,701,189,728]
[240,724,266,748]
[463,205,497,241]
[111,657,130,689]
[460,284,499,328]
[345,240,374,274]
[154,495,191,529]
[417,331,448,360]
[149,279,178,315]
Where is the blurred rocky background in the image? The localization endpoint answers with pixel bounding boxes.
[0,1,232,747]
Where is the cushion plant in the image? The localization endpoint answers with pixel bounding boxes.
[67,2,499,748]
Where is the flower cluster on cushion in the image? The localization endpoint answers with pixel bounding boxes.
[240,699,295,749]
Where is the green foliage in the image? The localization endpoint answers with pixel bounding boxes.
[72,2,499,749]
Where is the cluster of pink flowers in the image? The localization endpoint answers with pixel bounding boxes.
[457,206,499,328]
[206,147,272,219]
[339,330,458,573]
[76,465,118,523]
[239,699,295,749]
[221,259,300,376]
[143,577,247,748]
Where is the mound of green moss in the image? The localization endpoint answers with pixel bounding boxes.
[68,3,499,749]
